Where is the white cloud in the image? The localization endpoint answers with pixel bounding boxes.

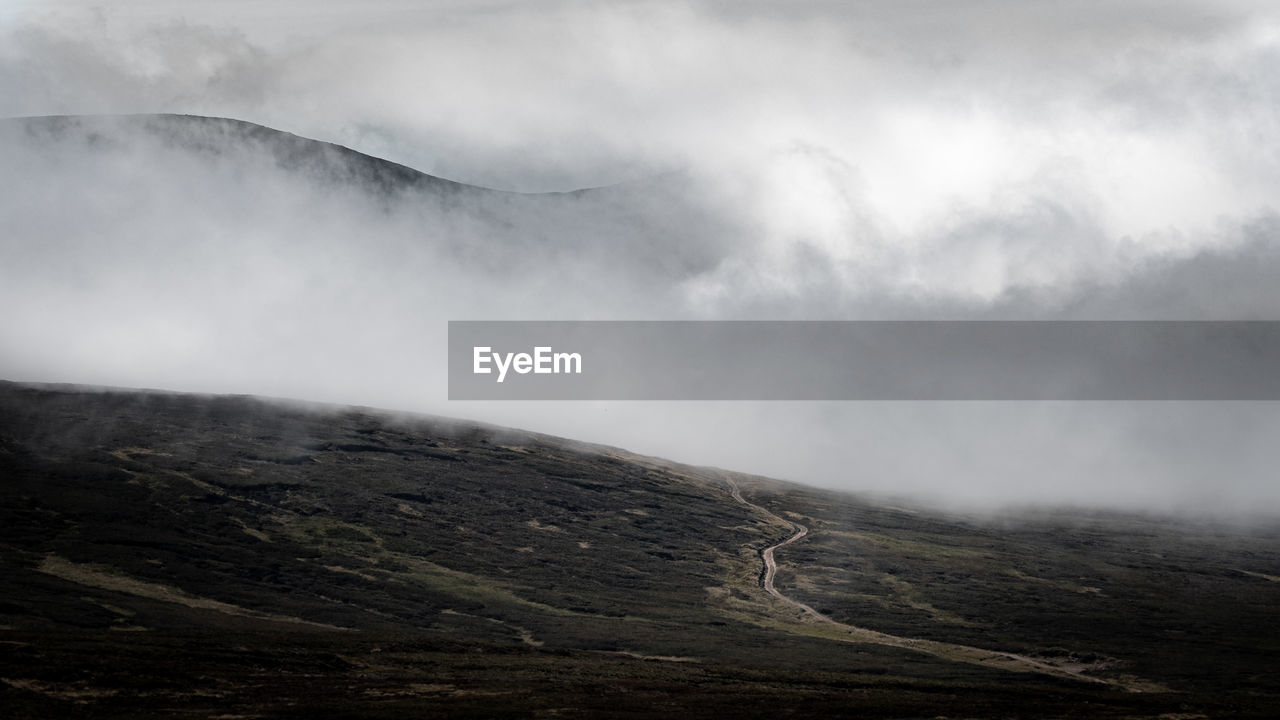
[5,2,1280,514]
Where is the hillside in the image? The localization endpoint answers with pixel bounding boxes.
[2,382,1278,717]
[1,113,728,285]
[8,114,485,198]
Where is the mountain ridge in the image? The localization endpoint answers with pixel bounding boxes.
[2,111,729,280]
[6,113,505,198]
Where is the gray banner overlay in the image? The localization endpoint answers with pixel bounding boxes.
[448,321,1280,400]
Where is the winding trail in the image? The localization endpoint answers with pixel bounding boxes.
[729,480,828,619]
[761,523,807,603]
[722,475,1153,692]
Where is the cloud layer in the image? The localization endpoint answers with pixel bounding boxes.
[4,2,1280,515]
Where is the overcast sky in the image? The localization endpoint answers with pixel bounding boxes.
[4,1,1280,515]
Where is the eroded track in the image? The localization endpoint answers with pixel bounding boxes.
[723,475,1155,692]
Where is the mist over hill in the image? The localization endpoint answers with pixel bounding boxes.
[3,113,1280,514]
[5,4,1280,716]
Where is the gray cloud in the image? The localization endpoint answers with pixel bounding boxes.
[4,3,1280,515]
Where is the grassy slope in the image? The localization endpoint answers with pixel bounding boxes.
[1,382,1277,718]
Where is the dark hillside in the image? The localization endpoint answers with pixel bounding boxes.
[1,382,1277,717]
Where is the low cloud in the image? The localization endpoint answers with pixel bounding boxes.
[4,3,1280,515]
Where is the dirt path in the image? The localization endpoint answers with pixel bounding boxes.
[729,481,823,614]
[721,476,1151,691]
[761,523,806,602]
[760,524,846,623]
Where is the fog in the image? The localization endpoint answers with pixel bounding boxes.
[4,2,1280,515]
